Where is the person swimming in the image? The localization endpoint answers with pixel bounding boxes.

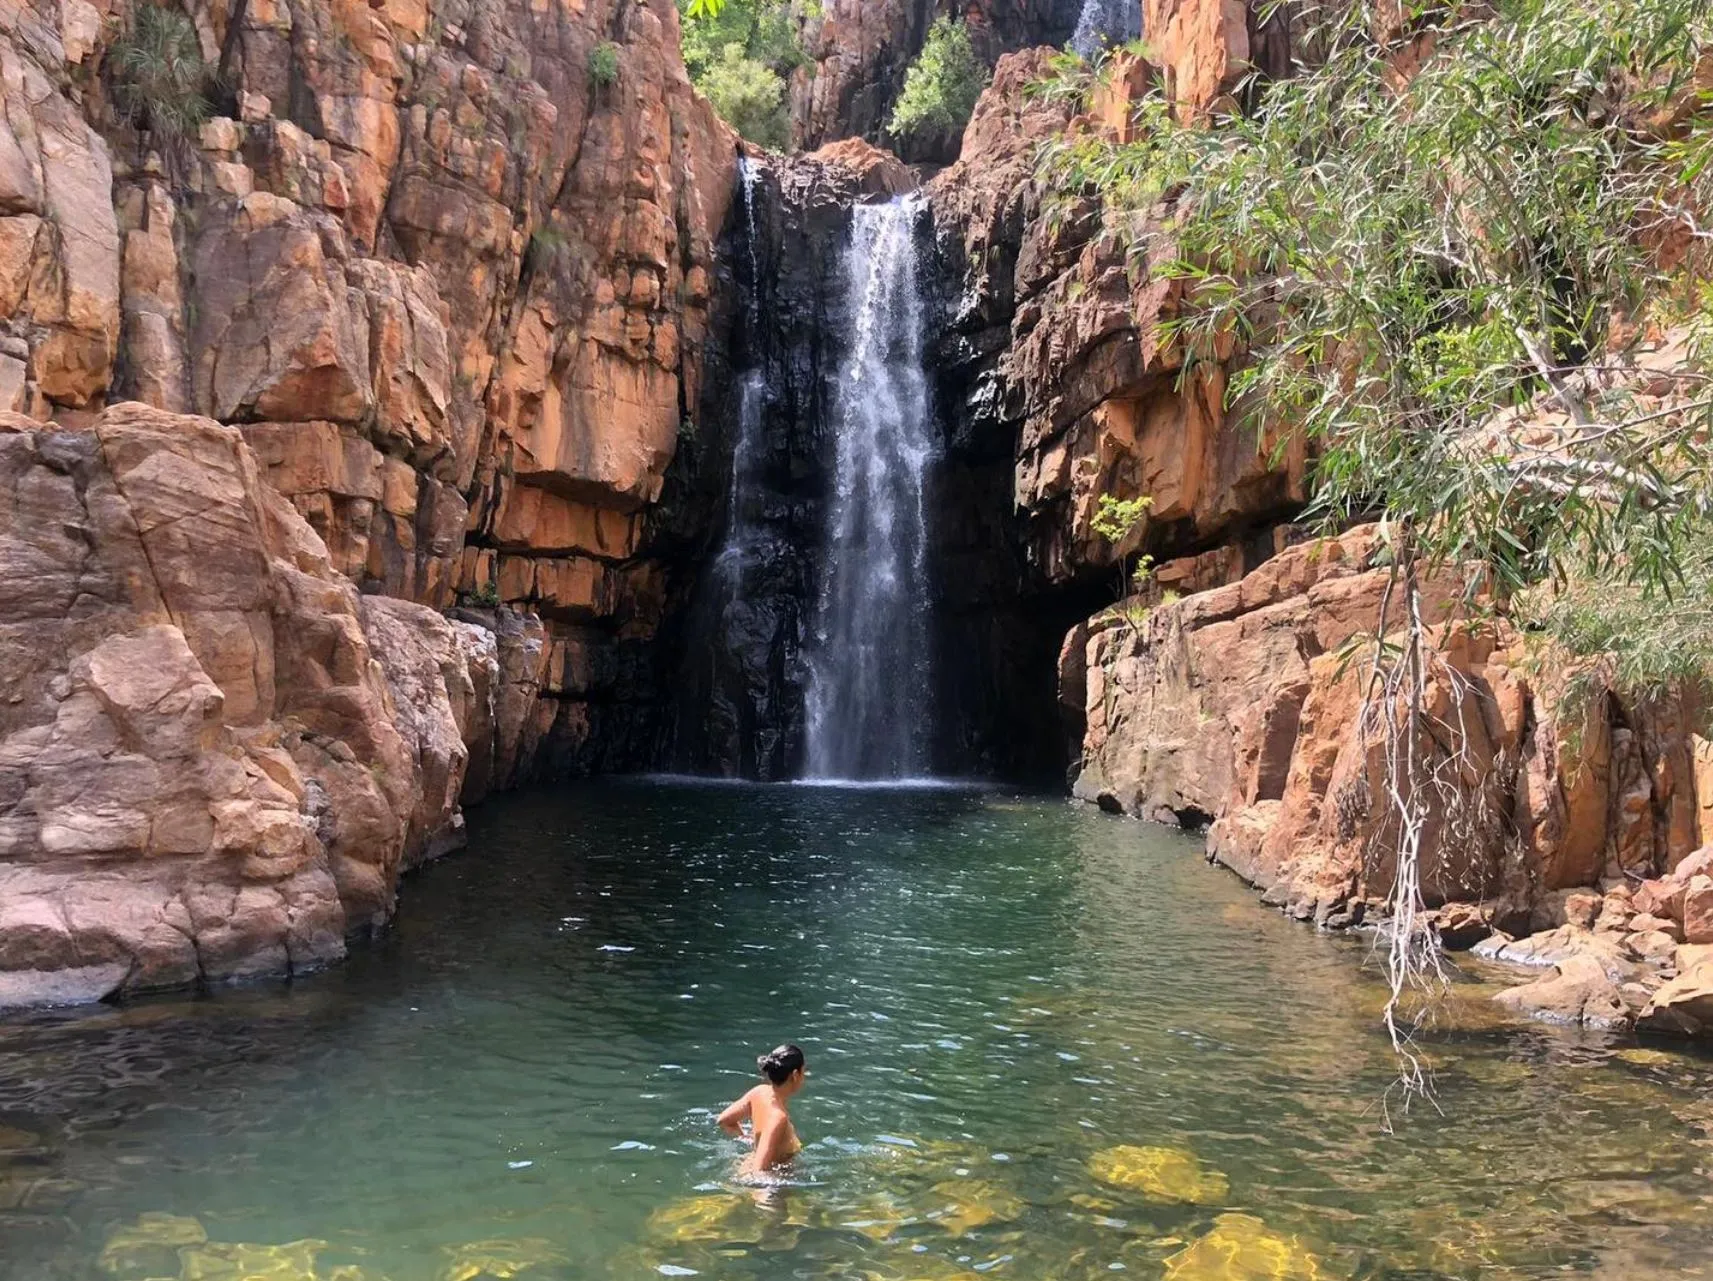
[717,1044,808,1177]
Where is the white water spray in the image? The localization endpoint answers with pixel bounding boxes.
[802,196,935,780]
[1070,0,1141,58]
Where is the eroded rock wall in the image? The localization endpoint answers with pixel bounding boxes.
[0,404,544,1005]
[0,0,742,1003]
[2,0,738,772]
[914,33,1306,776]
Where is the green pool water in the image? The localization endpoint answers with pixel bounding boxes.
[4,781,1713,1280]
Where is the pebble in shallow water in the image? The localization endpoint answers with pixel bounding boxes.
[1088,1146,1230,1205]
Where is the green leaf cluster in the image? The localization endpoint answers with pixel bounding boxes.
[694,43,789,149]
[1090,494,1152,545]
[1038,0,1713,703]
[887,17,989,143]
[587,41,620,88]
[109,2,217,144]
[678,0,812,147]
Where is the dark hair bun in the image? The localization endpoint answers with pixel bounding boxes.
[757,1043,805,1084]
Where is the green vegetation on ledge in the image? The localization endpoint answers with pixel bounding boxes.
[678,0,818,149]
[108,2,218,147]
[1038,0,1713,1092]
[887,17,989,146]
[1039,0,1713,700]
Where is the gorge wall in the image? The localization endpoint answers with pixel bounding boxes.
[7,0,1712,1044]
[0,0,1162,1003]
[0,0,747,1005]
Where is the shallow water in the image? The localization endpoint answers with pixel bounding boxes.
[4,782,1713,1280]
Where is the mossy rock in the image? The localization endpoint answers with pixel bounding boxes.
[1613,1046,1684,1068]
[1161,1213,1324,1280]
[924,1179,1024,1236]
[828,1191,915,1241]
[645,1191,803,1251]
[859,1250,976,1280]
[1088,1145,1229,1205]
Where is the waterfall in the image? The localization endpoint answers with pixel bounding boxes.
[716,158,770,599]
[802,196,935,780]
[1070,0,1142,57]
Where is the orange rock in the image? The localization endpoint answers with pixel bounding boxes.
[0,405,497,1008]
[1683,875,1713,946]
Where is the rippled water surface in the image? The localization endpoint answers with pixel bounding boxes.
[5,782,1713,1280]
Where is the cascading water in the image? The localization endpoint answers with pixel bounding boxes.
[802,196,935,780]
[715,159,770,599]
[1070,0,1142,57]
[667,157,794,778]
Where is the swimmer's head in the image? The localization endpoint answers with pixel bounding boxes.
[757,1043,807,1092]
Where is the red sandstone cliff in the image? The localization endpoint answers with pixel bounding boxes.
[0,0,738,1006]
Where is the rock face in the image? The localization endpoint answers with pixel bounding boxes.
[3,0,738,776]
[0,0,737,1002]
[1060,523,1708,897]
[0,405,538,1005]
[907,41,1311,776]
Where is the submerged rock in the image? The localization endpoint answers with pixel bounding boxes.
[437,1238,566,1281]
[1492,953,1633,1030]
[97,1212,207,1277]
[926,1178,1025,1235]
[1161,1213,1324,1281]
[646,1194,759,1244]
[179,1238,328,1281]
[1088,1145,1230,1205]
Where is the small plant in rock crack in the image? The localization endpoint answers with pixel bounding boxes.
[587,41,620,88]
[526,225,569,274]
[1091,493,1155,632]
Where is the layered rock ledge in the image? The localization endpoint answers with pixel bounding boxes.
[1059,523,1713,1037]
[0,404,543,1007]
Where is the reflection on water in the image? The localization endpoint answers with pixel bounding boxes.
[4,782,1713,1280]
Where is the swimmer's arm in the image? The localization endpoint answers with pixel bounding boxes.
[716,1093,753,1140]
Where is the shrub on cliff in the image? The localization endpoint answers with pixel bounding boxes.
[679,0,810,147]
[696,43,789,149]
[887,17,989,145]
[587,41,620,88]
[108,3,217,147]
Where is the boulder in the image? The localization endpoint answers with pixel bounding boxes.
[1492,953,1632,1029]
[1632,876,1688,923]
[1625,929,1680,964]
[1638,957,1713,1037]
[1683,874,1713,945]
[1628,911,1683,942]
